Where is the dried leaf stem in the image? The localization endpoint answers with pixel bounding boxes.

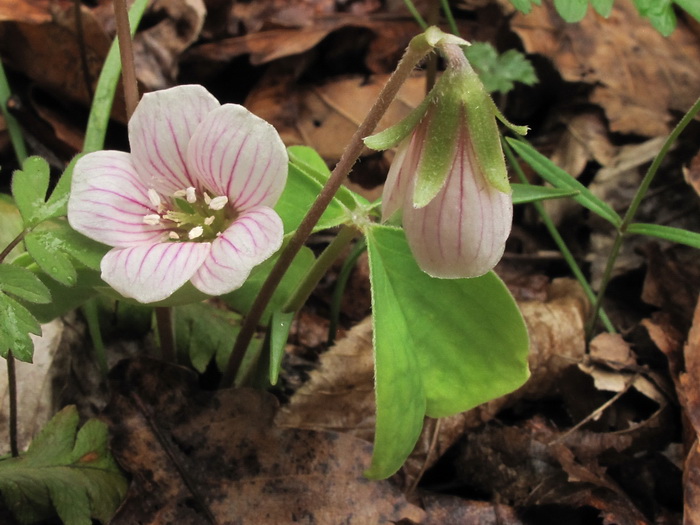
[220,33,436,387]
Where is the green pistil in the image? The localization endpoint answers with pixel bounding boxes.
[161,191,236,242]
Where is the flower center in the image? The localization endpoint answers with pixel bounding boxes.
[142,187,236,242]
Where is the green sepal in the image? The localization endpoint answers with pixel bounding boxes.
[412,86,461,208]
[363,95,432,152]
[461,72,512,194]
[488,96,529,137]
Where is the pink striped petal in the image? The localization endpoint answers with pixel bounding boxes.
[381,116,430,222]
[68,151,168,248]
[129,85,220,195]
[402,126,512,278]
[101,242,211,303]
[190,207,283,296]
[186,104,288,211]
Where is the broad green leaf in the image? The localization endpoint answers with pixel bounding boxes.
[591,0,614,16]
[24,230,77,286]
[221,245,315,325]
[275,162,347,234]
[627,223,700,249]
[365,225,529,478]
[647,4,676,35]
[675,0,700,22]
[174,302,243,373]
[553,0,589,21]
[0,263,50,303]
[512,183,579,204]
[287,145,368,212]
[0,405,127,525]
[0,292,41,361]
[507,138,622,226]
[508,0,536,13]
[11,156,51,227]
[466,43,538,95]
[269,310,295,384]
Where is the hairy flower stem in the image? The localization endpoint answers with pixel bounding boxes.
[586,94,700,337]
[114,0,139,118]
[220,34,436,387]
[7,351,18,457]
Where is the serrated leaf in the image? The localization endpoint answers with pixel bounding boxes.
[507,139,622,226]
[466,43,538,95]
[23,269,102,323]
[11,156,51,227]
[0,405,128,525]
[0,263,51,303]
[174,302,243,373]
[553,0,589,21]
[24,230,77,286]
[0,292,41,361]
[365,225,529,478]
[627,223,700,248]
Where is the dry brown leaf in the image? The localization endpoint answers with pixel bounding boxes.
[277,278,590,484]
[133,0,206,91]
[685,441,700,525]
[684,148,700,199]
[247,73,426,162]
[511,0,700,136]
[0,0,56,24]
[420,494,524,525]
[682,296,700,438]
[105,358,424,525]
[589,333,636,370]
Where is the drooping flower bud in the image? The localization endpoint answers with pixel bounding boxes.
[365,42,527,278]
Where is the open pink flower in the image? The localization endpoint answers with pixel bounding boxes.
[68,85,288,303]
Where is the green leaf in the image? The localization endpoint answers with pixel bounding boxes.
[24,230,77,286]
[42,220,109,271]
[269,310,295,385]
[287,146,368,212]
[675,0,700,22]
[591,0,614,16]
[222,245,315,325]
[0,263,51,303]
[553,0,589,21]
[174,302,243,373]
[0,292,41,361]
[466,43,538,95]
[11,156,51,227]
[42,156,79,220]
[512,183,579,204]
[507,138,622,226]
[508,0,537,13]
[648,4,677,35]
[627,223,700,248]
[365,225,530,478]
[0,194,25,261]
[0,405,128,525]
[24,269,102,323]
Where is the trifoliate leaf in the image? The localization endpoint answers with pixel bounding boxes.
[465,43,538,95]
[0,405,128,525]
